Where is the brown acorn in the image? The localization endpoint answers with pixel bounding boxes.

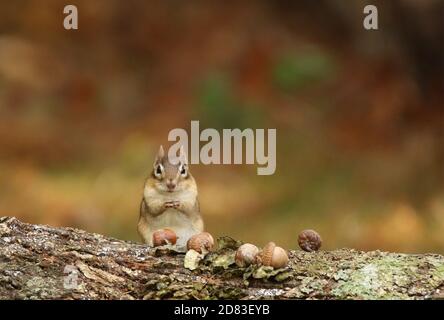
[152,228,177,247]
[235,243,260,267]
[259,242,288,269]
[186,232,215,253]
[298,229,322,252]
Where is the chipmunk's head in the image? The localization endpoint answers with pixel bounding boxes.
[150,145,195,193]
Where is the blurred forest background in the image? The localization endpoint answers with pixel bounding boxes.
[0,0,443,253]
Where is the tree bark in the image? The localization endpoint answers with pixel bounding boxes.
[0,216,443,300]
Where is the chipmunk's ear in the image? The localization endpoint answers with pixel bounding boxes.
[179,145,188,164]
[154,145,165,164]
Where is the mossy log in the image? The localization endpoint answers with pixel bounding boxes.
[0,216,443,300]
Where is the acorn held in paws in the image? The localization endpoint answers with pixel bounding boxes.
[152,228,177,246]
[298,229,322,252]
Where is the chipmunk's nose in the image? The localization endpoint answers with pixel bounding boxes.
[166,179,176,191]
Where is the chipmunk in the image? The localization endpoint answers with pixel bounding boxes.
[138,145,204,247]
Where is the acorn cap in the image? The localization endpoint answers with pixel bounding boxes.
[298,229,322,252]
[260,242,276,266]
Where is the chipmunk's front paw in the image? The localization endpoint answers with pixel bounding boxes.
[164,201,180,209]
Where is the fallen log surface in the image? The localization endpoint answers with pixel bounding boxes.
[0,216,443,300]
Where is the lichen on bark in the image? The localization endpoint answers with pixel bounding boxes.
[0,216,443,300]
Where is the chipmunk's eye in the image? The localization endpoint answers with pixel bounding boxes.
[180,165,187,177]
[154,164,163,178]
